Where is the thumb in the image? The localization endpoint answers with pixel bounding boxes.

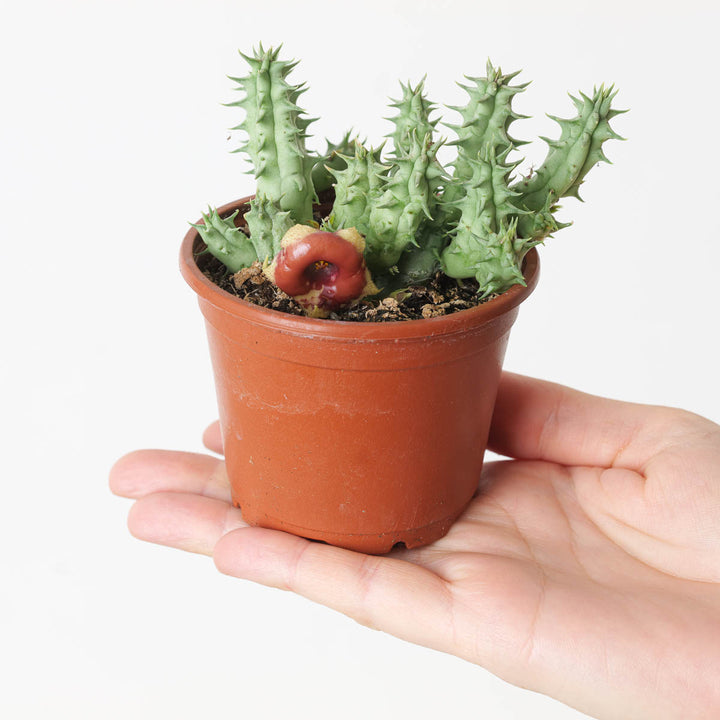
[573,456,720,583]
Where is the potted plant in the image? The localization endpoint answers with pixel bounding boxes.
[179,45,623,554]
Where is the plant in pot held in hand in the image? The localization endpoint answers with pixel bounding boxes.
[180,45,625,553]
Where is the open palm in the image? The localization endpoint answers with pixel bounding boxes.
[111,373,720,719]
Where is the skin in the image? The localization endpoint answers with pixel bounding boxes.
[110,373,720,719]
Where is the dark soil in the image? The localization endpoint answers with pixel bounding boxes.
[194,190,492,322]
[201,258,489,322]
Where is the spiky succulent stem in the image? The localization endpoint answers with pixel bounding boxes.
[363,132,446,273]
[442,61,528,215]
[196,49,624,302]
[386,77,439,158]
[392,220,447,285]
[311,130,360,194]
[227,45,316,224]
[326,142,388,237]
[513,84,625,238]
[244,195,294,261]
[440,145,537,295]
[192,209,258,273]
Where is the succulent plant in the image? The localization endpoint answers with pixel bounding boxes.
[190,207,257,272]
[386,77,439,159]
[227,44,316,224]
[243,195,294,261]
[326,141,387,239]
[193,46,624,316]
[440,144,534,296]
[512,84,625,236]
[363,131,446,273]
[442,61,528,215]
[310,130,361,195]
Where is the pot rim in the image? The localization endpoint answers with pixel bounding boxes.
[180,195,540,340]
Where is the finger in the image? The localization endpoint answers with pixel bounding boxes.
[203,422,223,454]
[213,527,455,653]
[488,372,676,470]
[110,450,229,501]
[128,491,245,555]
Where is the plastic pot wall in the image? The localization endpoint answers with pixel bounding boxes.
[180,197,539,554]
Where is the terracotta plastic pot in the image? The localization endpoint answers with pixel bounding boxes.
[180,196,539,554]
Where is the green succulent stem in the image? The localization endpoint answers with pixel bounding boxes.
[227,44,316,224]
[326,142,388,236]
[244,195,294,261]
[440,144,531,295]
[364,132,446,273]
[393,220,447,285]
[192,208,257,273]
[442,61,528,215]
[513,84,625,238]
[196,49,624,302]
[386,76,439,158]
[311,130,360,194]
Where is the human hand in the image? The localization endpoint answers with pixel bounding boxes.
[110,373,720,719]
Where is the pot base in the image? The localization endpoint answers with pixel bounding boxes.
[236,503,468,555]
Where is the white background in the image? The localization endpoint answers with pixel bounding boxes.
[2,1,719,718]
